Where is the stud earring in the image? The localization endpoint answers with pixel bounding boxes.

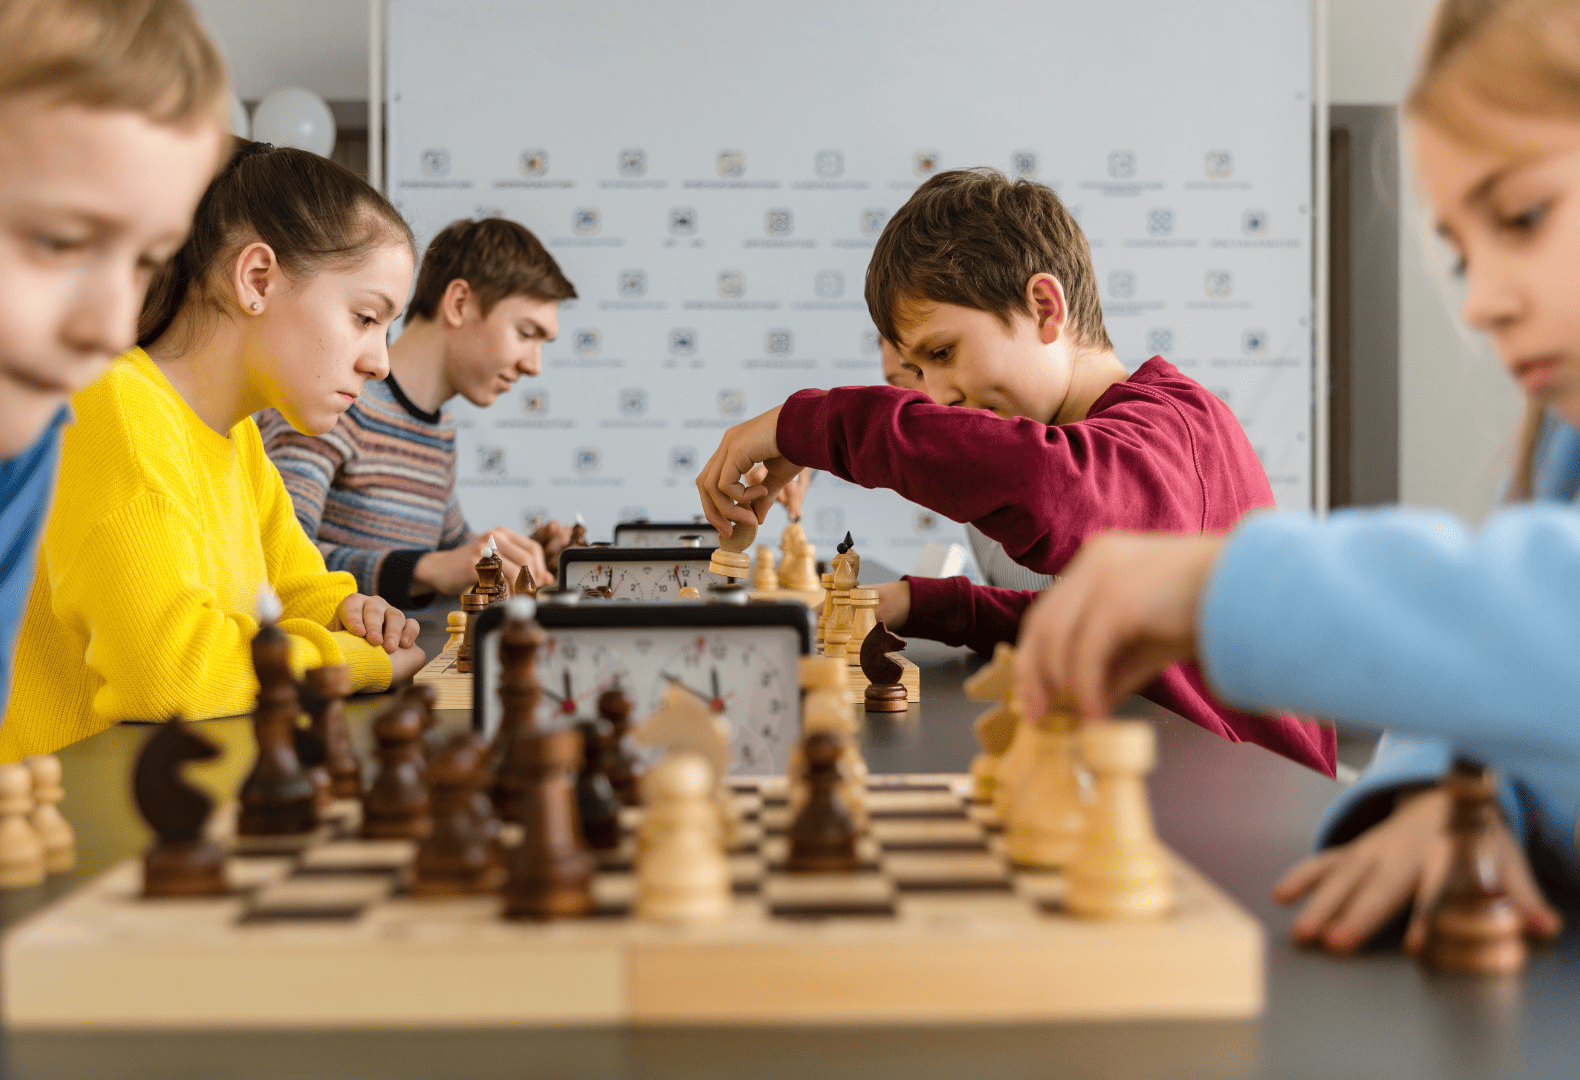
[250,302,261,312]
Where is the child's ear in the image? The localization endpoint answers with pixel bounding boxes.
[233,242,279,315]
[441,278,473,329]
[1026,273,1068,345]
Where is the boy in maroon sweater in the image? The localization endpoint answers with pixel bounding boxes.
[696,169,1334,775]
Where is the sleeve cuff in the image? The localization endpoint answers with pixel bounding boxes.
[331,632,395,693]
[776,390,835,473]
[901,574,975,645]
[375,549,434,610]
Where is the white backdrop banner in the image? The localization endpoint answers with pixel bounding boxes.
[385,0,1314,575]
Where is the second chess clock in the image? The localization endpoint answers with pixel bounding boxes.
[468,598,814,775]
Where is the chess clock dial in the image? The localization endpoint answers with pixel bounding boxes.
[558,546,729,600]
[612,521,721,548]
[470,600,813,775]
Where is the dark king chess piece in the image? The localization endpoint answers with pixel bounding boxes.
[412,731,506,896]
[502,724,595,920]
[360,694,432,840]
[237,591,317,836]
[786,732,863,872]
[575,718,622,850]
[134,717,228,898]
[1420,759,1528,975]
[597,684,642,807]
[302,664,360,798]
[861,621,909,713]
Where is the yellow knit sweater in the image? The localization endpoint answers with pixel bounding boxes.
[0,351,391,761]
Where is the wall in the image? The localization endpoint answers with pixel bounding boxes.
[190,0,1518,520]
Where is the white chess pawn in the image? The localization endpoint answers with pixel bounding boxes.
[1003,720,1086,870]
[0,762,45,888]
[1066,721,1173,918]
[26,755,74,874]
[637,754,731,924]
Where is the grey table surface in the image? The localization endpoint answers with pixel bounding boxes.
[4,601,1577,1080]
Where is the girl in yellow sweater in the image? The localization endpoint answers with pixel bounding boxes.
[2,141,425,759]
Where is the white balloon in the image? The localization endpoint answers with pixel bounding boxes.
[229,95,250,139]
[251,87,336,158]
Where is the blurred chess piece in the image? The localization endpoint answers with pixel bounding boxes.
[412,730,505,896]
[574,718,622,851]
[709,516,755,580]
[361,693,431,840]
[133,717,228,898]
[790,657,867,828]
[750,545,779,591]
[598,683,642,807]
[964,644,1018,802]
[0,762,44,888]
[26,755,74,874]
[815,572,835,645]
[677,586,702,600]
[1420,759,1527,975]
[1065,721,1172,918]
[474,535,507,604]
[303,664,360,799]
[456,592,490,673]
[502,723,594,921]
[786,732,862,872]
[443,611,466,651]
[238,586,317,836]
[636,753,731,924]
[514,564,538,598]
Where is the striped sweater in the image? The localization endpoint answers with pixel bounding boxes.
[258,374,469,609]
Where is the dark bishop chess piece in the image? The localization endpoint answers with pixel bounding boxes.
[861,621,909,713]
[575,718,622,851]
[597,683,642,807]
[302,664,360,798]
[786,732,863,872]
[412,730,506,896]
[502,721,595,920]
[490,598,547,822]
[361,693,431,840]
[514,563,538,598]
[237,587,318,836]
[134,716,229,898]
[1421,759,1528,975]
[567,514,588,550]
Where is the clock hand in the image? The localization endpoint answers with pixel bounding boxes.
[660,671,712,706]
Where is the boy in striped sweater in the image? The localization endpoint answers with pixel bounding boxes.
[260,217,577,609]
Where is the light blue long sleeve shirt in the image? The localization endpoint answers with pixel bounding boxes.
[1200,415,1580,880]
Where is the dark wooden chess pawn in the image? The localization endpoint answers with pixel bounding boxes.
[361,694,431,840]
[237,614,317,836]
[568,519,588,550]
[786,732,862,872]
[490,600,548,821]
[502,724,595,920]
[1421,759,1528,975]
[456,591,491,674]
[412,731,505,896]
[861,621,909,713]
[575,719,621,850]
[302,664,359,799]
[598,684,642,806]
[134,717,229,897]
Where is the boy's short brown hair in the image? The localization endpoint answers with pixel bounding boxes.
[865,169,1112,351]
[407,217,577,321]
[0,0,228,129]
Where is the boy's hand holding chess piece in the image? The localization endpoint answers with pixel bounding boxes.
[697,405,803,535]
[415,529,551,598]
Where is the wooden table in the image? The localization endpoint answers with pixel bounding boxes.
[4,608,1578,1079]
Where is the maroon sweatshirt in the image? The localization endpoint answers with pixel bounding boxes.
[776,357,1336,776]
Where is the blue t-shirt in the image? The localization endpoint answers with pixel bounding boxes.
[0,409,66,713]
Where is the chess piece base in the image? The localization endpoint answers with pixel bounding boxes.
[1423,903,1527,974]
[865,684,909,712]
[142,841,228,898]
[1065,858,1174,918]
[709,550,751,578]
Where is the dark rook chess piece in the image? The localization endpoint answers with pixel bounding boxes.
[490,599,547,821]
[412,731,505,896]
[502,725,595,920]
[361,694,431,840]
[1421,759,1528,975]
[575,718,622,851]
[786,732,862,872]
[302,664,360,798]
[598,683,642,807]
[238,590,317,836]
[134,716,229,898]
[861,621,909,713]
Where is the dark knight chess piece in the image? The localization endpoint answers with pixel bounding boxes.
[134,716,229,898]
[1420,759,1528,975]
[237,590,317,836]
[861,621,909,713]
[597,683,642,807]
[575,718,622,851]
[786,732,862,872]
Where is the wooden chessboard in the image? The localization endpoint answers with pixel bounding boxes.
[2,775,1262,1028]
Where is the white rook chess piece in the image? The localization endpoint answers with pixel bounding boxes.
[26,755,74,874]
[637,753,731,924]
[1065,721,1173,918]
[0,762,45,888]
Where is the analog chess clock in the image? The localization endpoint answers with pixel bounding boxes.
[557,545,732,599]
[468,598,814,774]
[612,520,721,548]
